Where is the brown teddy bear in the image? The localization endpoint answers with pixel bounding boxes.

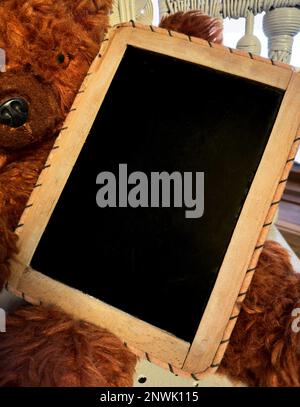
[0,0,138,387]
[0,0,112,288]
[0,6,299,387]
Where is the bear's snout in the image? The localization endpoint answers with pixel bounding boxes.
[0,98,29,128]
[0,71,63,150]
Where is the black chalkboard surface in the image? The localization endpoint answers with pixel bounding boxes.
[31,46,283,342]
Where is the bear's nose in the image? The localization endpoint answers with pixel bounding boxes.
[0,98,29,128]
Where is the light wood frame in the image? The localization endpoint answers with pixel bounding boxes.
[7,22,300,377]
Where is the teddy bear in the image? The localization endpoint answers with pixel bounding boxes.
[0,0,138,387]
[0,0,112,288]
[0,6,299,387]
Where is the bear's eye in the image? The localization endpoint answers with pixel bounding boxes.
[56,53,65,64]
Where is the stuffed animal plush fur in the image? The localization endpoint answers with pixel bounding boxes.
[0,7,299,387]
[219,240,300,386]
[0,305,136,386]
[159,10,223,43]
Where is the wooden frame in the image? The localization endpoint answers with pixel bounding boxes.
[7,23,300,377]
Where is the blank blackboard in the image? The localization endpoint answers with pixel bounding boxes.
[31,46,283,342]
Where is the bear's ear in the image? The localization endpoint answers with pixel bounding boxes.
[159,11,223,44]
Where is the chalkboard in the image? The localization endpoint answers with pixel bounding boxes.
[31,45,283,342]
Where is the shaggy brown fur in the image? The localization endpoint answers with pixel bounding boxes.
[0,305,137,386]
[0,0,112,289]
[219,240,300,386]
[159,10,223,44]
